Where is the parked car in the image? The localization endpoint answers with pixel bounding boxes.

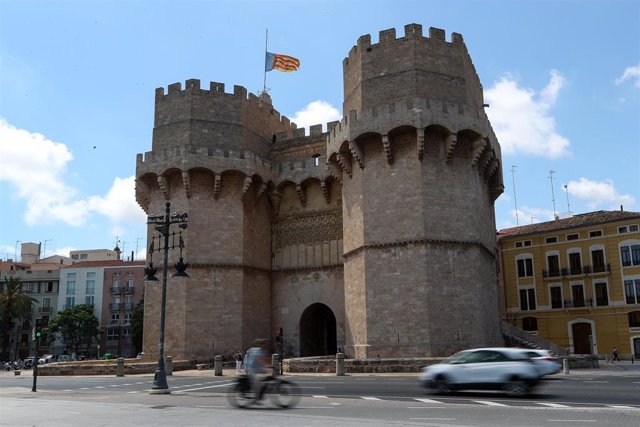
[518,349,562,376]
[38,354,55,364]
[418,347,542,396]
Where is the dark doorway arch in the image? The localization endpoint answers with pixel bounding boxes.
[299,303,337,357]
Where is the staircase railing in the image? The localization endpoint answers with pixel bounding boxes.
[501,320,567,356]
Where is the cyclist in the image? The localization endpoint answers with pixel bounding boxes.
[245,339,270,402]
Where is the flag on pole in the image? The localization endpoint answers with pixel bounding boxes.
[265,52,300,72]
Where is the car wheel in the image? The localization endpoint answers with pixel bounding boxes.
[503,378,530,396]
[433,375,452,394]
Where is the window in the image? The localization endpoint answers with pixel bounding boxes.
[85,296,94,306]
[631,225,639,232]
[517,257,534,278]
[42,298,51,308]
[591,249,606,273]
[619,225,639,233]
[113,280,121,289]
[547,254,561,277]
[124,313,133,324]
[522,317,538,331]
[111,313,120,325]
[122,328,131,338]
[65,296,75,309]
[72,254,79,260]
[515,242,523,248]
[620,243,640,267]
[67,281,76,295]
[550,286,563,309]
[569,252,582,275]
[589,230,602,238]
[567,233,579,241]
[519,288,536,310]
[46,282,54,292]
[594,282,609,306]
[624,279,640,304]
[546,236,558,244]
[107,329,119,340]
[571,284,585,307]
[87,272,95,278]
[80,254,88,259]
[629,311,640,328]
[524,240,532,247]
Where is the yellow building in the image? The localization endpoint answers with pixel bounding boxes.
[498,210,640,358]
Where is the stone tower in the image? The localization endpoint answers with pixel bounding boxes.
[136,24,504,361]
[327,24,504,358]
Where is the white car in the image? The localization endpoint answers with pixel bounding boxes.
[419,347,542,396]
[38,354,55,364]
[519,349,562,376]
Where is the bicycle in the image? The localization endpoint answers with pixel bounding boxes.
[226,374,301,408]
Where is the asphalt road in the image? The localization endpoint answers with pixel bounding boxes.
[1,368,639,426]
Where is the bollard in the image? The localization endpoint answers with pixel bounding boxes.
[336,352,345,376]
[563,358,569,374]
[116,357,125,377]
[272,353,281,376]
[166,356,173,376]
[214,355,222,376]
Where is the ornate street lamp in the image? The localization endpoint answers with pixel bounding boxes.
[145,201,188,394]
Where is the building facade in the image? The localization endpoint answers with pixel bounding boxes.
[498,210,640,358]
[136,24,505,360]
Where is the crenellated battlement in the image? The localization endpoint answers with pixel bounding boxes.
[154,79,295,130]
[344,24,464,69]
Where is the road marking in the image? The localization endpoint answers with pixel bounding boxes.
[414,398,444,404]
[126,391,140,394]
[313,395,329,398]
[134,382,145,385]
[80,388,90,390]
[361,396,381,400]
[62,389,73,392]
[547,420,597,423]
[537,403,570,408]
[473,400,508,407]
[173,382,234,393]
[584,381,609,383]
[607,405,636,409]
[109,385,119,387]
[93,386,105,389]
[409,418,456,421]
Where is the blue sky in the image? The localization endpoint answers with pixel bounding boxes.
[1,0,639,261]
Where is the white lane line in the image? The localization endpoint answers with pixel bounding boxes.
[173,382,234,393]
[313,395,329,398]
[361,396,381,400]
[473,400,508,407]
[80,388,90,390]
[109,385,119,387]
[537,403,570,408]
[547,420,597,423]
[195,406,227,408]
[608,405,637,409]
[414,398,444,404]
[409,418,456,421]
[134,382,145,385]
[584,381,609,383]
[93,386,105,389]
[126,391,140,394]
[62,390,73,392]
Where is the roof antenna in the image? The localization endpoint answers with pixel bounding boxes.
[510,166,519,226]
[564,184,572,217]
[549,170,558,220]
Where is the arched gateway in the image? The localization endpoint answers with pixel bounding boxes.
[299,303,337,357]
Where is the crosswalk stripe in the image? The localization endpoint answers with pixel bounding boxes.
[473,400,508,407]
[313,395,329,398]
[537,402,570,408]
[361,397,380,400]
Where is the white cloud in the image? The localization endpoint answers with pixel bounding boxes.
[616,64,640,88]
[484,70,571,159]
[0,118,145,227]
[566,177,636,210]
[290,100,340,132]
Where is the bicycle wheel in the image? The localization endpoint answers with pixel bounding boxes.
[226,383,253,408]
[269,379,301,408]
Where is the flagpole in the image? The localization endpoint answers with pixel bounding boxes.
[263,28,268,95]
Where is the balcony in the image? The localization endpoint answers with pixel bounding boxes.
[110,286,122,294]
[39,306,52,313]
[110,319,121,326]
[123,302,135,311]
[109,303,121,311]
[563,298,593,309]
[124,286,135,295]
[543,265,611,280]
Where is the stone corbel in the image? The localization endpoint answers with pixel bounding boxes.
[296,184,306,207]
[213,174,221,199]
[478,150,494,176]
[270,190,282,215]
[348,141,364,169]
[157,175,170,200]
[484,159,499,183]
[445,133,457,162]
[327,161,343,183]
[417,132,425,160]
[336,153,352,178]
[490,183,504,202]
[135,179,150,205]
[382,134,393,164]
[241,176,253,200]
[256,182,267,201]
[470,138,488,166]
[320,179,331,204]
[181,171,191,198]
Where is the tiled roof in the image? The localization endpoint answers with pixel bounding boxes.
[497,210,640,239]
[64,260,146,268]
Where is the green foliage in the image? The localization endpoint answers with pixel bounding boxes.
[130,299,144,356]
[46,304,99,354]
[0,277,36,360]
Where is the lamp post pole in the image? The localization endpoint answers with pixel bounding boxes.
[146,201,188,395]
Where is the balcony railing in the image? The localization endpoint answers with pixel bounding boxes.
[110,286,122,294]
[124,286,135,295]
[39,306,52,313]
[123,302,134,311]
[563,298,593,308]
[543,264,611,279]
[110,319,121,326]
[109,303,121,310]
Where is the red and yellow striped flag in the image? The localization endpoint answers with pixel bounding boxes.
[265,52,300,72]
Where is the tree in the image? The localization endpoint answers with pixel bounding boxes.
[0,277,36,361]
[130,299,144,356]
[46,304,99,355]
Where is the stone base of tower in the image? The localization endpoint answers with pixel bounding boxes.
[343,242,502,359]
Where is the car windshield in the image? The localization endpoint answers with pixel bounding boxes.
[444,351,471,364]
